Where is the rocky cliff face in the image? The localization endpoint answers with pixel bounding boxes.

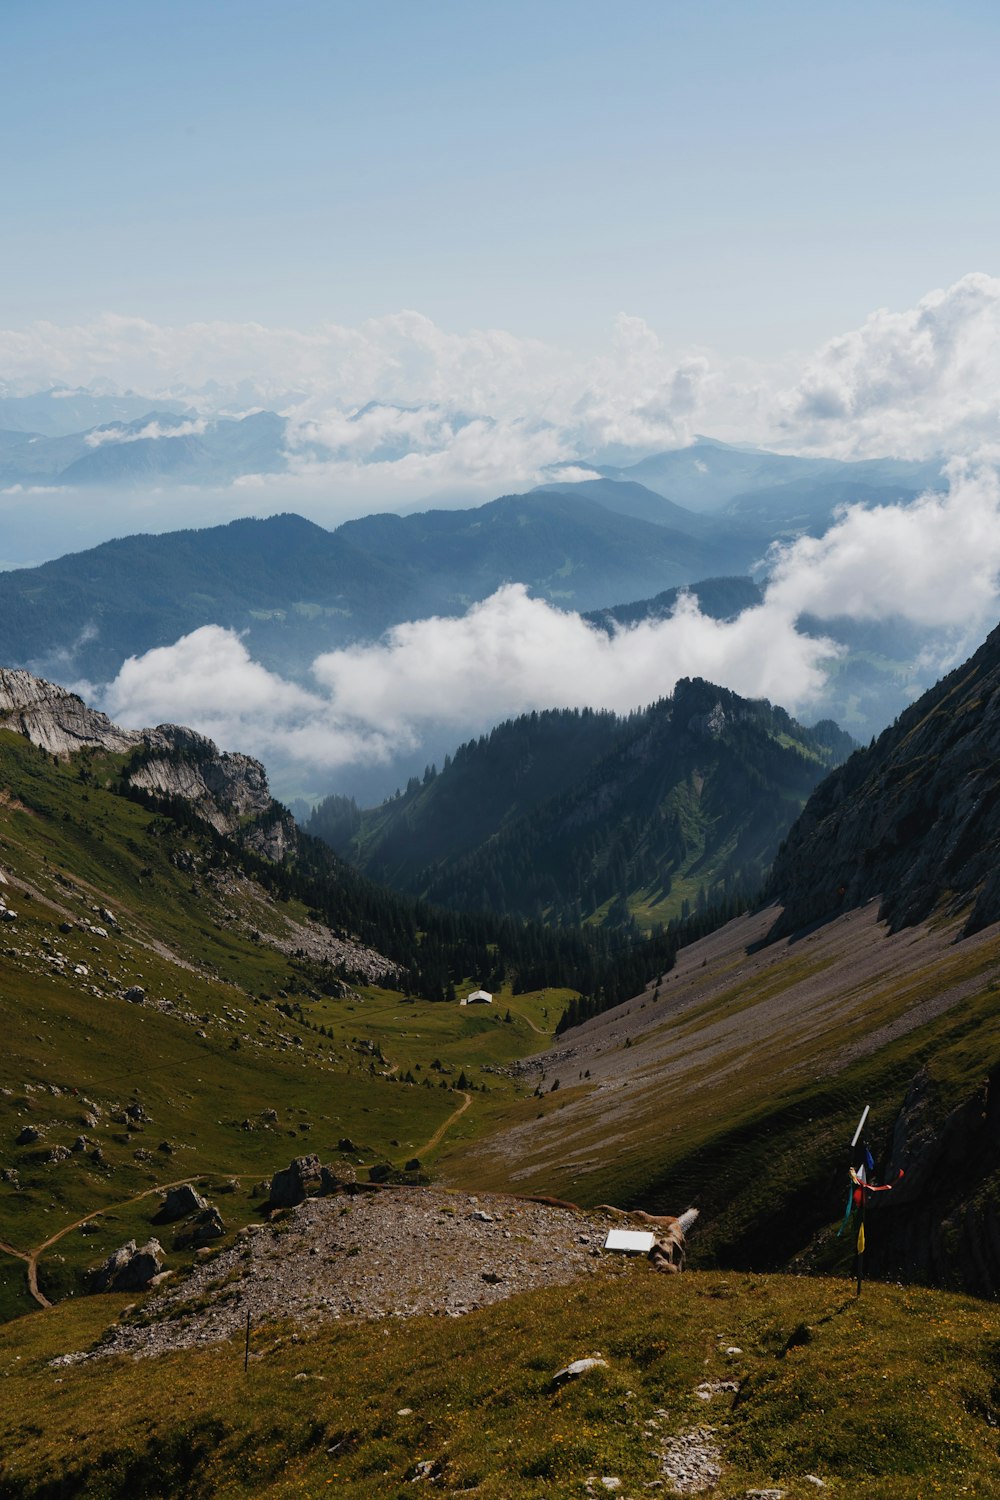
[0,667,296,862]
[123,725,297,860]
[0,668,140,755]
[768,619,1000,937]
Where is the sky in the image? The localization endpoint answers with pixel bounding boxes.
[6,1,1000,797]
[5,0,1000,354]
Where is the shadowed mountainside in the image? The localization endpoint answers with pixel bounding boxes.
[767,616,1000,938]
[307,679,855,931]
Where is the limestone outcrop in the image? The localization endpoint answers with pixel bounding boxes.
[267,1154,323,1208]
[0,668,139,755]
[0,666,296,859]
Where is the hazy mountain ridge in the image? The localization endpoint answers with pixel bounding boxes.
[0,489,759,686]
[596,437,945,518]
[0,408,291,488]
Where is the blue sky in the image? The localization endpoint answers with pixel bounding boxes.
[5,0,1000,355]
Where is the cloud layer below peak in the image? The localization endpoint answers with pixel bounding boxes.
[99,459,1000,794]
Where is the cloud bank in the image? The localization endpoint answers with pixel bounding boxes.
[100,458,1000,789]
[7,274,1000,515]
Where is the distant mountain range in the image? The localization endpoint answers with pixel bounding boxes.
[0,407,291,488]
[0,489,766,686]
[0,393,945,542]
[307,679,855,930]
[593,436,944,522]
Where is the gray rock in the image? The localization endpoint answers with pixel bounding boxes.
[191,1207,226,1247]
[16,1125,41,1145]
[155,1183,208,1223]
[551,1356,608,1386]
[91,1238,164,1292]
[124,986,146,1004]
[268,1154,322,1208]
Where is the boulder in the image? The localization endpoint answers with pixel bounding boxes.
[268,1154,322,1207]
[319,1165,343,1194]
[551,1356,609,1387]
[124,986,146,1004]
[15,1125,41,1145]
[155,1183,208,1223]
[91,1238,164,1292]
[191,1207,226,1247]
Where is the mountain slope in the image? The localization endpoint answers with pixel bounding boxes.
[0,492,750,685]
[438,622,1000,1296]
[1,666,663,1320]
[336,488,731,609]
[767,616,1000,937]
[310,680,854,930]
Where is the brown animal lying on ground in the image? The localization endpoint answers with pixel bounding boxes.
[597,1205,700,1273]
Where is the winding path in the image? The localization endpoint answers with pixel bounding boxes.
[415,1091,473,1158]
[0,1172,240,1312]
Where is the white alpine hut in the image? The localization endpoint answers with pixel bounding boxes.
[460,988,493,1006]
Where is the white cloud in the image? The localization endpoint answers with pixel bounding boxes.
[772,272,1000,458]
[766,458,1000,635]
[6,277,1000,503]
[103,625,410,774]
[84,417,207,448]
[101,588,840,782]
[95,456,1000,788]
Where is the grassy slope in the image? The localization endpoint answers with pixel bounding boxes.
[439,902,1000,1273]
[0,731,560,1312]
[2,1268,1000,1498]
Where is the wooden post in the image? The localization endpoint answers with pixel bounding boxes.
[244,1306,251,1371]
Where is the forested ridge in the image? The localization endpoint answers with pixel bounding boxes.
[307,679,854,933]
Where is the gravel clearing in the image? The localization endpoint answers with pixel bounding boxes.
[85,1188,625,1361]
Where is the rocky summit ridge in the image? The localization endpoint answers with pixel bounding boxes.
[0,665,295,860]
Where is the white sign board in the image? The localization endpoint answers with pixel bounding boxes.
[604,1229,656,1253]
